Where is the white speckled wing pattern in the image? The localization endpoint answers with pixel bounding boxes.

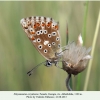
[20,16,62,62]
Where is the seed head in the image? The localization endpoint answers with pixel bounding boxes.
[62,34,91,75]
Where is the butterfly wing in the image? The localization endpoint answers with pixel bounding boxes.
[20,16,62,61]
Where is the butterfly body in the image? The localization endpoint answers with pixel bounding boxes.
[20,16,62,66]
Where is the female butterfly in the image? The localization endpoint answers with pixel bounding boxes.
[20,16,62,75]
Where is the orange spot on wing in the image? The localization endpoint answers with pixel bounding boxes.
[31,36,35,40]
[36,22,40,27]
[30,31,35,34]
[55,25,58,30]
[29,35,35,40]
[47,22,51,27]
[41,22,45,26]
[33,23,37,28]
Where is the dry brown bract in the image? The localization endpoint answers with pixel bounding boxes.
[62,35,91,75]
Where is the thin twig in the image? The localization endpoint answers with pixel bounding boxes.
[66,74,72,91]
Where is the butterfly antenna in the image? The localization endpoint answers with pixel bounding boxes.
[27,61,46,76]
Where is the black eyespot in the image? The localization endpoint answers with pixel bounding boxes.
[44,49,47,53]
[52,32,56,36]
[58,44,60,48]
[52,23,55,28]
[37,38,41,42]
[52,42,55,45]
[56,37,59,41]
[30,28,33,32]
[38,45,42,49]
[44,30,47,34]
[48,34,51,38]
[36,31,40,35]
[48,44,51,47]
[39,30,43,34]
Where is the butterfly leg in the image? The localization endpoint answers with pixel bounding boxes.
[54,61,62,69]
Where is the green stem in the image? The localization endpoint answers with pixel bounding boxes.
[83,10,100,91]
[82,1,89,44]
[77,1,89,90]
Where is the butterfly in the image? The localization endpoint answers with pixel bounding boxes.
[20,16,62,75]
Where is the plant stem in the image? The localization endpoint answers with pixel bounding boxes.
[66,74,72,91]
[83,10,100,90]
[82,1,89,44]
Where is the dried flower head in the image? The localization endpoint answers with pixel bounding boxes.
[62,34,91,75]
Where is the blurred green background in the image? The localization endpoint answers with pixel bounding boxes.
[0,1,100,91]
